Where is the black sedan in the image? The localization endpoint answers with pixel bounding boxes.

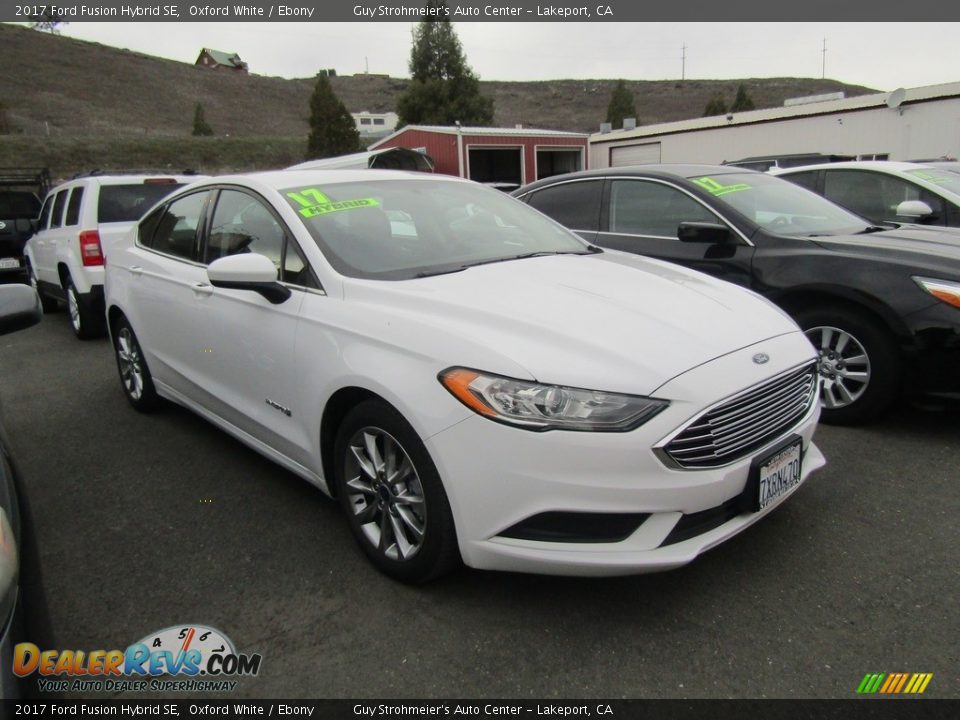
[514,166,960,425]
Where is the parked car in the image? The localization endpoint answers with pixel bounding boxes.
[105,170,825,582]
[514,165,960,424]
[25,172,203,338]
[724,153,855,172]
[0,169,49,285]
[0,283,44,699]
[773,161,960,228]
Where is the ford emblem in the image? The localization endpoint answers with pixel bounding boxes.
[0,221,5,230]
[753,353,770,365]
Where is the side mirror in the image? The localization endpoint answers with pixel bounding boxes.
[0,284,42,336]
[896,200,934,219]
[207,254,291,305]
[678,221,735,244]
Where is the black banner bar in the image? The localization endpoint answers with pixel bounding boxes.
[4,0,960,23]
[5,700,960,720]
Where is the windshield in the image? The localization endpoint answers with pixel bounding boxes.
[282,179,592,280]
[691,172,871,236]
[905,168,960,197]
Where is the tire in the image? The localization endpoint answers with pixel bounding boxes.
[112,315,161,412]
[334,399,460,583]
[793,304,901,426]
[65,276,102,339]
[27,261,58,314]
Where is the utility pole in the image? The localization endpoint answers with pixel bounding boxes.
[681,42,687,81]
[821,38,827,79]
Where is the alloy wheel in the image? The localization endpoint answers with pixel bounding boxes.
[116,327,145,400]
[805,325,871,409]
[67,286,81,333]
[343,427,427,561]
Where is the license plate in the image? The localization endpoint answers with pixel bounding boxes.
[757,438,803,510]
[0,257,20,270]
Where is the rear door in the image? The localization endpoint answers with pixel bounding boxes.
[597,177,755,289]
[36,187,71,285]
[123,189,213,394]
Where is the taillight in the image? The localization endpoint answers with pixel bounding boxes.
[79,230,104,267]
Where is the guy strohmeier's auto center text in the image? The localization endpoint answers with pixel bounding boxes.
[353,4,613,17]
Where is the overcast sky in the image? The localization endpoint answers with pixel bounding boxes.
[50,22,960,91]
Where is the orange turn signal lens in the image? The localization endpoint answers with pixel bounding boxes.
[439,368,496,417]
[914,277,960,310]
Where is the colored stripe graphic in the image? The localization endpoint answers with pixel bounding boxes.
[857,672,932,694]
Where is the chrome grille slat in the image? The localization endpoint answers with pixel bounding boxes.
[663,362,818,469]
[669,396,813,461]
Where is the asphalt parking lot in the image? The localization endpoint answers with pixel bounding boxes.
[1,315,958,699]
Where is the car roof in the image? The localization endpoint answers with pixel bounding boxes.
[199,169,467,191]
[772,161,931,175]
[515,164,753,194]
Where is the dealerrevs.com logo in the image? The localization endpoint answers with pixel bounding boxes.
[15,624,262,693]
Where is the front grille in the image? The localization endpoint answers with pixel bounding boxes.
[663,362,818,469]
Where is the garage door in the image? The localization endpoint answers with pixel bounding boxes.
[610,143,662,167]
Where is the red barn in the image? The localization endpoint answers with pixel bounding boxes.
[369,125,589,189]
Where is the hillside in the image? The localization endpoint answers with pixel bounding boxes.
[0,23,876,176]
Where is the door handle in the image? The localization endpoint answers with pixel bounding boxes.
[192,282,214,296]
[129,265,143,276]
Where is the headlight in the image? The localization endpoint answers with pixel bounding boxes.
[439,367,668,432]
[914,276,960,310]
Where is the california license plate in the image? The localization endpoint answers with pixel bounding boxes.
[757,438,803,510]
[0,257,20,270]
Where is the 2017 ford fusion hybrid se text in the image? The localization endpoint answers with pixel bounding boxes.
[104,170,825,582]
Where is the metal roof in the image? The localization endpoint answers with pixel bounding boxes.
[199,48,245,68]
[590,81,960,144]
[370,124,587,149]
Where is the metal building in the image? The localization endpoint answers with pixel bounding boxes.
[589,82,960,169]
[369,125,589,189]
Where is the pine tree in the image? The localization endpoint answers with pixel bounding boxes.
[605,80,637,129]
[702,95,728,117]
[306,73,360,159]
[730,84,756,112]
[192,103,214,136]
[396,2,494,126]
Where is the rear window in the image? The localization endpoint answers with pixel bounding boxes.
[0,191,41,220]
[98,183,185,223]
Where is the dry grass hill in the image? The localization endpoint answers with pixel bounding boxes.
[0,23,876,178]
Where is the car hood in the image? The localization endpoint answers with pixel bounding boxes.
[344,252,804,395]
[813,226,960,267]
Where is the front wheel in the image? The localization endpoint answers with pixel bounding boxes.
[334,399,460,583]
[112,316,160,412]
[27,261,58,314]
[794,305,901,425]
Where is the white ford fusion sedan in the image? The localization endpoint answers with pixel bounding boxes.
[104,170,825,582]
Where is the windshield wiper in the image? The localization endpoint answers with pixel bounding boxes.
[460,248,600,269]
[413,267,468,278]
[856,226,888,234]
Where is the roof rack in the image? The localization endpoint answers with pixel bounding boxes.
[0,168,52,195]
[69,168,200,180]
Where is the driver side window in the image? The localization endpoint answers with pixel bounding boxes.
[609,180,719,238]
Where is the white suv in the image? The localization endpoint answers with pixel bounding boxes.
[25,172,202,338]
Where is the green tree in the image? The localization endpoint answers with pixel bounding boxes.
[702,95,728,117]
[306,73,360,159]
[730,84,755,112]
[192,103,214,136]
[605,80,637,129]
[396,1,494,126]
[31,11,67,33]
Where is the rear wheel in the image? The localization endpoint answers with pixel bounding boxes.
[112,315,160,412]
[334,399,460,583]
[65,276,102,339]
[794,305,901,425]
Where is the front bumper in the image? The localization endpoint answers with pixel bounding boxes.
[426,333,825,576]
[904,302,960,399]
